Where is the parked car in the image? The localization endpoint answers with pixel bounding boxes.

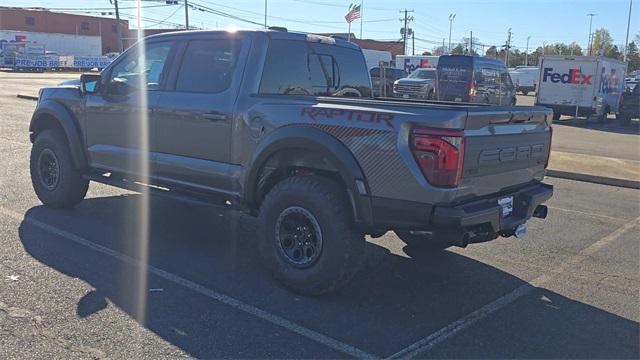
[617,83,639,126]
[370,67,407,97]
[509,66,539,95]
[625,78,638,92]
[393,68,436,99]
[29,29,553,295]
[436,55,517,105]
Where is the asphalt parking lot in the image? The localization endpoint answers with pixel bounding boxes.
[0,72,639,358]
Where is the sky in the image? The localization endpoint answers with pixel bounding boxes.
[3,0,639,54]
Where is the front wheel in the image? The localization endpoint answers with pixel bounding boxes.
[258,176,365,295]
[30,129,88,208]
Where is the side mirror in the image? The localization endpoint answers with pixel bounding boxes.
[80,73,101,94]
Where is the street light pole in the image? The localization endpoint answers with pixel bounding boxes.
[525,36,530,66]
[184,0,190,29]
[623,0,632,62]
[587,13,596,56]
[448,13,456,54]
[264,0,268,29]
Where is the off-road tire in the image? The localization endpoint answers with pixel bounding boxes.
[258,176,365,295]
[30,129,88,208]
[395,231,450,252]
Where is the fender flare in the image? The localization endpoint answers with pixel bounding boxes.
[29,100,87,169]
[244,126,373,226]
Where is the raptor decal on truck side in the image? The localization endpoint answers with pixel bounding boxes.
[301,107,395,129]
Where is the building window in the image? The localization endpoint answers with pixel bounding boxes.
[112,24,118,33]
[80,22,90,31]
[25,16,35,26]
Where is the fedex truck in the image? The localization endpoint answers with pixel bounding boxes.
[535,56,626,121]
[395,55,439,74]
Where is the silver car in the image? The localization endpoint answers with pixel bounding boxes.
[393,68,436,99]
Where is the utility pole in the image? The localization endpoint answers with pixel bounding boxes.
[112,0,123,52]
[264,0,268,28]
[469,30,473,55]
[448,13,456,54]
[412,30,415,55]
[399,9,414,56]
[184,0,190,29]
[442,38,445,55]
[587,13,596,56]
[505,28,512,67]
[525,36,530,66]
[623,0,632,62]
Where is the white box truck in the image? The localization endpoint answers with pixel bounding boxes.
[535,56,626,121]
[395,55,439,74]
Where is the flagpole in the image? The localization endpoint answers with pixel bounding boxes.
[359,0,363,39]
[348,22,351,42]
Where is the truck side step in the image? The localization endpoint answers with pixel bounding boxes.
[84,173,236,210]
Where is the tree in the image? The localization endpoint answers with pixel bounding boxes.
[432,46,446,56]
[591,28,614,56]
[460,36,481,55]
[626,41,640,72]
[485,46,498,57]
[605,45,621,59]
[451,43,465,55]
[422,51,432,56]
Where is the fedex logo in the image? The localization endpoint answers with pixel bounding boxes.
[542,67,592,85]
[403,58,431,73]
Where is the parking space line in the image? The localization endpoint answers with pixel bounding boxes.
[0,206,376,359]
[547,205,631,223]
[390,216,640,359]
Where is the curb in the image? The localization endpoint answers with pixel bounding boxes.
[16,94,39,101]
[546,169,640,189]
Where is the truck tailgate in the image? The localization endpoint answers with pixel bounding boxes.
[458,106,552,199]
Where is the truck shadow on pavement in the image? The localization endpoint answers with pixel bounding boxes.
[18,194,640,358]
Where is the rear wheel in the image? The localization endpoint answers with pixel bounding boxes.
[552,112,561,121]
[395,231,450,252]
[258,176,365,295]
[30,129,88,208]
[597,106,610,123]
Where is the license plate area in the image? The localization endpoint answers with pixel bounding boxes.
[498,196,514,218]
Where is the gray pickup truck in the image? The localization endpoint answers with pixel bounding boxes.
[29,29,553,295]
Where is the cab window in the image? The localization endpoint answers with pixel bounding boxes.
[108,41,173,91]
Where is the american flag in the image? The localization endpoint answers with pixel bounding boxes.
[345,4,361,23]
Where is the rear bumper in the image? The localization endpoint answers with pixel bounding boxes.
[371,182,553,240]
[431,183,553,232]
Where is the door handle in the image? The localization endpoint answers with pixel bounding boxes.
[202,112,227,122]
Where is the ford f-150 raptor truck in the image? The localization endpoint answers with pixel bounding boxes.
[29,29,553,295]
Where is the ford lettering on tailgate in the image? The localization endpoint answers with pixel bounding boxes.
[479,144,545,165]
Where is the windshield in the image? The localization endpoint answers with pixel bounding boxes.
[408,69,435,79]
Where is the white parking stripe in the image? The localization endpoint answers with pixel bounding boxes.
[390,216,640,359]
[0,207,376,359]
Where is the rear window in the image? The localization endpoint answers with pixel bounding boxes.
[260,40,371,98]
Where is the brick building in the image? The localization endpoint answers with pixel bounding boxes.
[0,7,128,54]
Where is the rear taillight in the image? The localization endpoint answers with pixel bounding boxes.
[411,127,465,187]
[469,81,476,97]
[544,126,553,169]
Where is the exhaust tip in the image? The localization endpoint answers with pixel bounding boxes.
[533,205,548,219]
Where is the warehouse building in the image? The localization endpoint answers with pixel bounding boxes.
[0,7,128,55]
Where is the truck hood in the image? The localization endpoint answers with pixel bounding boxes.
[394,78,433,85]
